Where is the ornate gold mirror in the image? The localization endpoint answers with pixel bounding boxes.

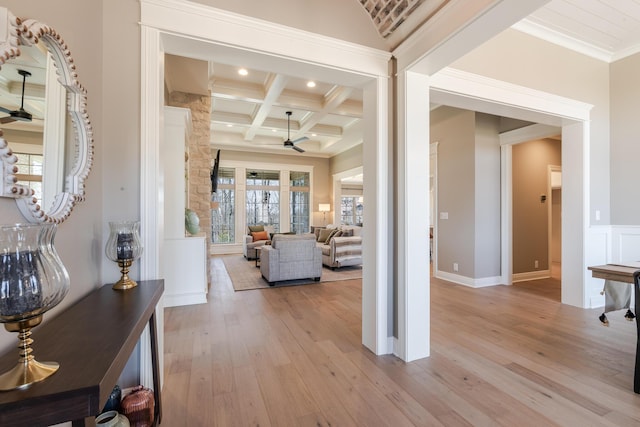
[0,8,93,223]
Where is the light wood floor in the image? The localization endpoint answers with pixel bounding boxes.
[162,259,639,426]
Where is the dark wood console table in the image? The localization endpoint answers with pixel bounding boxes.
[588,265,640,393]
[0,279,164,426]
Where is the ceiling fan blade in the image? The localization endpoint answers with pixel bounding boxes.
[0,106,12,114]
[292,145,305,153]
[0,116,16,124]
[291,136,309,145]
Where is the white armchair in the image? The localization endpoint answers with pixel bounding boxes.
[243,225,273,260]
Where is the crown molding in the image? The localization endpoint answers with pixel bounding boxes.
[431,67,593,123]
[140,0,391,78]
[512,19,613,63]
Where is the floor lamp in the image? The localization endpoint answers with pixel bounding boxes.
[319,203,330,226]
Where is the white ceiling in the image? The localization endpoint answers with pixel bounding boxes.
[514,0,640,62]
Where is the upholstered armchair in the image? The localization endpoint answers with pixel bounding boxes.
[243,225,273,260]
[260,234,322,286]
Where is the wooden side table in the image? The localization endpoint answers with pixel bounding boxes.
[0,280,164,426]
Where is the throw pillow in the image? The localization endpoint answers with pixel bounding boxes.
[248,225,265,234]
[333,230,343,238]
[341,228,354,237]
[317,228,333,243]
[325,228,340,244]
[251,230,269,242]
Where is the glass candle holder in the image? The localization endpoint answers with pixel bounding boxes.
[0,223,70,390]
[105,221,143,290]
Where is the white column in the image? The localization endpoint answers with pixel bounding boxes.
[561,121,589,307]
[140,25,164,388]
[396,70,430,362]
[361,76,391,355]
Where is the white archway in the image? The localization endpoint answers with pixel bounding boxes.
[395,67,593,361]
[139,1,394,370]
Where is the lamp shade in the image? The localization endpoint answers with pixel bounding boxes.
[318,203,330,212]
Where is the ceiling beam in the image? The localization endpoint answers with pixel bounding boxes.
[244,73,289,141]
[294,86,353,139]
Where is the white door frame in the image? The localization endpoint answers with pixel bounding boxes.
[430,68,593,308]
[140,0,393,355]
[394,67,592,363]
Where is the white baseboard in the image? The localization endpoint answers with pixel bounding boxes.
[435,270,503,288]
[512,270,551,282]
[163,292,207,308]
[590,294,605,309]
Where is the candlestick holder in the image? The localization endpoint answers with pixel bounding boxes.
[0,223,70,390]
[105,221,143,290]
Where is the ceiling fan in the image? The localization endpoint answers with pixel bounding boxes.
[0,69,33,124]
[283,111,308,153]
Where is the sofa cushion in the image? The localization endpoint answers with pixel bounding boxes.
[251,230,269,242]
[248,225,265,234]
[317,228,333,243]
[319,244,331,256]
[325,228,340,244]
[340,228,354,237]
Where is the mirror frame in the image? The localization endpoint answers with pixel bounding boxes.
[0,8,93,223]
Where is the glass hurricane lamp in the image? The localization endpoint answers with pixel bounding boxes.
[0,223,70,390]
[105,221,143,290]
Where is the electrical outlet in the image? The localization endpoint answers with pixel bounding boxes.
[534,260,539,269]
[453,263,458,272]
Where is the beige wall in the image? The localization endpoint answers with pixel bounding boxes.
[453,28,611,226]
[330,144,363,176]
[512,139,561,274]
[0,2,104,355]
[191,0,386,50]
[610,53,640,224]
[431,106,476,276]
[474,113,501,278]
[431,107,502,279]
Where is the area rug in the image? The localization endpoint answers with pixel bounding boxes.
[220,255,362,291]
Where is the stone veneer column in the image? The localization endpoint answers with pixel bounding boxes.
[168,92,212,280]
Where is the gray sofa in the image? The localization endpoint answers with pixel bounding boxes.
[314,226,363,269]
[260,233,322,286]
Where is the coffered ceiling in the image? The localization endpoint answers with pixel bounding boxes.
[206,62,363,158]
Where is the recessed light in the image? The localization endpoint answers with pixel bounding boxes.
[226,124,233,127]
[272,129,277,132]
[238,68,248,76]
[306,81,316,88]
[311,133,317,137]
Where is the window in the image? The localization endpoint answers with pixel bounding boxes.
[289,171,310,233]
[340,196,363,226]
[15,153,43,201]
[246,170,280,232]
[211,168,235,244]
